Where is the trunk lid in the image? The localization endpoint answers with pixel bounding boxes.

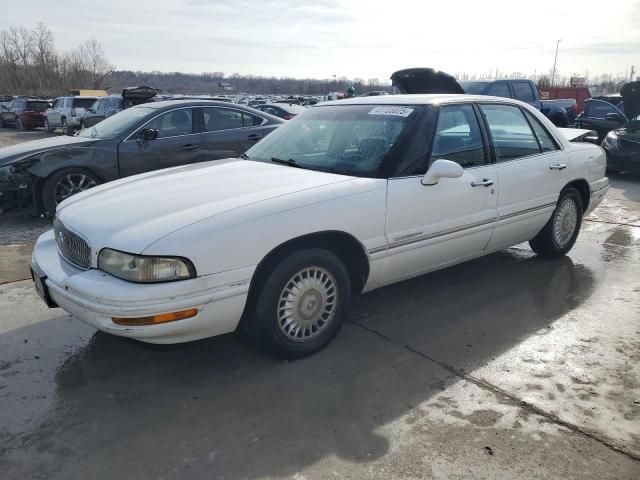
[122,86,160,109]
[391,68,465,94]
[621,81,640,129]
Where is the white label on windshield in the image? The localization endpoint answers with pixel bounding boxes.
[368,106,414,117]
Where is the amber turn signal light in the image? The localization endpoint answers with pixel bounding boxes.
[112,308,198,326]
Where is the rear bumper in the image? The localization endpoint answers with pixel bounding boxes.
[586,178,609,216]
[32,230,254,344]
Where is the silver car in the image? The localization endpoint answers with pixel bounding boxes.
[45,96,97,135]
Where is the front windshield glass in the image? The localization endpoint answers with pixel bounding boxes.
[246,104,419,177]
[78,106,155,139]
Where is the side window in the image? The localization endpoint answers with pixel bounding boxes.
[202,108,244,131]
[512,82,535,103]
[51,99,59,109]
[110,98,122,110]
[480,104,541,161]
[242,112,263,127]
[524,111,559,152]
[430,104,486,168]
[585,100,616,119]
[145,109,193,138]
[486,82,510,98]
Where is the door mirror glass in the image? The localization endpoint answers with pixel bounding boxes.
[138,127,158,142]
[422,159,464,185]
[605,112,626,124]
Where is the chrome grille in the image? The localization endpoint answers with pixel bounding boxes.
[53,218,91,269]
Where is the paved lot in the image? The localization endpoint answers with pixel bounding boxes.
[0,129,639,479]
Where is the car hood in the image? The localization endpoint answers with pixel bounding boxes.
[0,135,96,167]
[56,159,357,254]
[621,81,640,121]
[390,68,465,94]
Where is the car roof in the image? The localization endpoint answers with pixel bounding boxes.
[319,93,513,106]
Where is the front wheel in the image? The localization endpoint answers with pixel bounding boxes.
[41,168,100,215]
[61,119,72,136]
[44,118,54,133]
[251,249,352,359]
[530,187,583,258]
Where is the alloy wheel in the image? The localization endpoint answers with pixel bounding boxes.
[54,173,97,205]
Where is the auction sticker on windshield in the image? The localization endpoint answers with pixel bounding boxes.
[368,106,414,117]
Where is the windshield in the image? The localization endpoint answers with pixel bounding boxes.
[459,82,488,95]
[246,104,419,177]
[78,106,155,139]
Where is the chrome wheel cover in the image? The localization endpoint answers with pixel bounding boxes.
[54,174,97,204]
[553,197,578,248]
[277,266,338,342]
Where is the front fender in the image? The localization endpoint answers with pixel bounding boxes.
[27,144,119,182]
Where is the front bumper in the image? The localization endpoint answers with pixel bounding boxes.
[31,230,254,344]
[605,149,640,173]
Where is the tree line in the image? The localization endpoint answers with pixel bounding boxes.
[0,24,113,97]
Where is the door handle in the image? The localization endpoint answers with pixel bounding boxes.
[181,144,200,151]
[549,164,567,170]
[470,179,494,187]
[247,134,262,142]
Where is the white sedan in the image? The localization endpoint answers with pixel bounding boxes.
[31,94,609,358]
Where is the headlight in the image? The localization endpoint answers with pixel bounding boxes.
[98,248,196,283]
[603,132,619,149]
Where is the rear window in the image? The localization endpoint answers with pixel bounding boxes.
[26,101,49,112]
[72,98,96,109]
[460,82,488,95]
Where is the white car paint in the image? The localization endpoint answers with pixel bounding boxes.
[31,94,609,344]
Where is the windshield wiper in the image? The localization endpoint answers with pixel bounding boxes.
[270,157,320,171]
[239,153,250,160]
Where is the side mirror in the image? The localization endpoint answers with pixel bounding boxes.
[605,112,626,124]
[422,159,464,186]
[137,128,158,143]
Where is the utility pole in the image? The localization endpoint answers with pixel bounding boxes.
[551,39,561,86]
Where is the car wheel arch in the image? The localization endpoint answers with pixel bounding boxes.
[239,230,370,328]
[563,179,590,211]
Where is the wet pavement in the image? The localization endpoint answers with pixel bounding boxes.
[0,144,639,477]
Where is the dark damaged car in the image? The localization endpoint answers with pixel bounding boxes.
[600,81,640,174]
[0,100,283,214]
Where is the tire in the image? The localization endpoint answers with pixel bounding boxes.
[44,118,54,133]
[251,248,352,359]
[551,114,568,128]
[529,187,583,258]
[61,118,71,136]
[41,168,100,215]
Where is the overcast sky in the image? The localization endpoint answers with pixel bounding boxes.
[2,0,639,81]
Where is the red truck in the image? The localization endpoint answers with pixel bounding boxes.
[539,87,591,115]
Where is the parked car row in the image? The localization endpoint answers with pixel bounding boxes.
[0,100,283,213]
[29,73,609,357]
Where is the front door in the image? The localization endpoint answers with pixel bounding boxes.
[479,103,569,250]
[384,104,498,283]
[118,107,204,177]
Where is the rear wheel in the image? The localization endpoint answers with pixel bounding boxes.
[61,118,71,136]
[530,187,583,258]
[44,118,54,133]
[41,168,100,215]
[251,248,351,359]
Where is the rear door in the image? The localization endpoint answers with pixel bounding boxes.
[198,107,266,159]
[480,103,568,250]
[117,107,203,177]
[384,103,498,283]
[48,98,62,126]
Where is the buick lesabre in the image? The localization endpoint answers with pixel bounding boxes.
[31,93,609,358]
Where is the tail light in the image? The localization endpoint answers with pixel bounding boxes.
[71,108,77,117]
[282,114,294,120]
